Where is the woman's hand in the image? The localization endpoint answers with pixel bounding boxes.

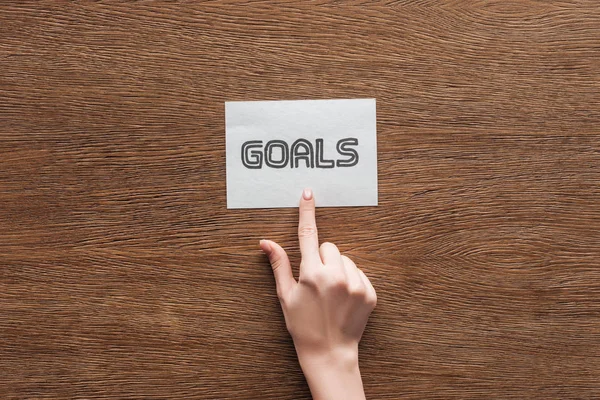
[260,188,377,400]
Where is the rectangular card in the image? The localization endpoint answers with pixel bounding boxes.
[225,98,378,208]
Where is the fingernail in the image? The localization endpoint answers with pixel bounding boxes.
[260,239,272,253]
[302,188,313,200]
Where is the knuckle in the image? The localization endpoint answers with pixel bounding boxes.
[298,224,317,238]
[328,274,348,292]
[303,280,319,291]
[366,292,378,308]
[348,283,367,298]
[302,270,322,287]
[270,256,284,272]
[320,242,339,252]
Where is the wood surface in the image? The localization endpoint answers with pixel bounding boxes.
[1,2,599,399]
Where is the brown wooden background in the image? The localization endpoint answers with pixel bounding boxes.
[1,2,599,399]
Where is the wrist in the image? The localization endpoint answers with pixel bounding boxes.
[296,343,359,371]
[296,344,365,400]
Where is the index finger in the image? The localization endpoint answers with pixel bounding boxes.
[298,188,320,266]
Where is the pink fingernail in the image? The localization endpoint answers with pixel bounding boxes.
[302,188,313,200]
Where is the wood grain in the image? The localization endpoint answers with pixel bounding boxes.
[1,2,599,399]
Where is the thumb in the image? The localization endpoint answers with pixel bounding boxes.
[260,239,296,301]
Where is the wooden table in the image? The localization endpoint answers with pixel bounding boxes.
[1,2,599,399]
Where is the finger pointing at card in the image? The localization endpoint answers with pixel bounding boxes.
[298,188,321,272]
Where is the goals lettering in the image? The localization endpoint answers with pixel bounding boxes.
[241,138,359,169]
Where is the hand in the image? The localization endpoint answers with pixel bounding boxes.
[260,188,377,400]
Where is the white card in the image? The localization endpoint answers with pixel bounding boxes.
[225,98,378,208]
